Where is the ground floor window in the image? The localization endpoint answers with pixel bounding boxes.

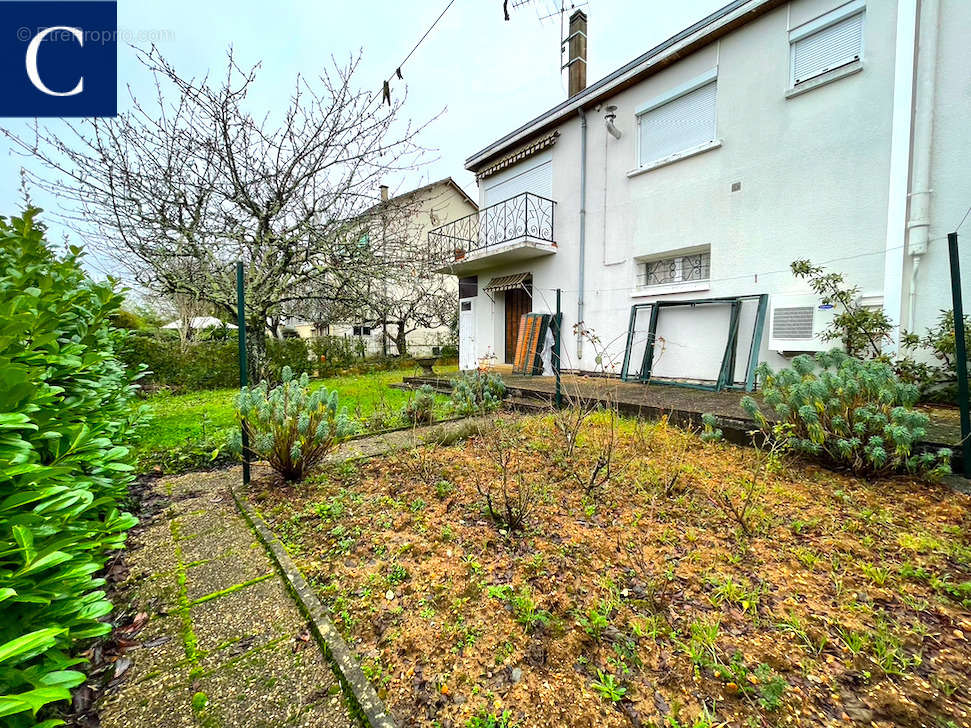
[459,275,478,299]
[352,325,371,336]
[636,247,710,289]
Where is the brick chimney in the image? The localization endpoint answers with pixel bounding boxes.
[567,10,587,98]
[379,184,389,202]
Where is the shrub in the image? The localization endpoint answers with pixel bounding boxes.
[309,335,356,375]
[790,259,894,359]
[118,336,238,391]
[266,337,313,383]
[450,371,506,416]
[474,416,535,531]
[231,367,355,481]
[899,309,971,402]
[124,335,314,391]
[438,342,459,359]
[0,209,142,724]
[402,385,436,425]
[743,351,951,477]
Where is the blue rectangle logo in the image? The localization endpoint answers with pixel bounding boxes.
[0,1,117,117]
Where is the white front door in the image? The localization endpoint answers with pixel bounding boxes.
[459,300,475,370]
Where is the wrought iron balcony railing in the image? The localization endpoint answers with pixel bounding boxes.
[427,192,556,267]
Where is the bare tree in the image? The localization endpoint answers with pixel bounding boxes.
[368,264,455,357]
[302,187,456,357]
[171,292,211,350]
[6,46,431,380]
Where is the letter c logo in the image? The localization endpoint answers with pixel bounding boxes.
[25,26,84,97]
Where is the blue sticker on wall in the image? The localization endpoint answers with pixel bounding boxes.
[0,1,117,117]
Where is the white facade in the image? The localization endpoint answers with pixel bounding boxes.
[293,178,476,357]
[443,0,971,383]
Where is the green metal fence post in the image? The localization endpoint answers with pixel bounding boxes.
[236,261,251,486]
[554,288,562,409]
[947,232,970,476]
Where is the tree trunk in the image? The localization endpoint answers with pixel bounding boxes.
[245,317,268,384]
[394,321,408,357]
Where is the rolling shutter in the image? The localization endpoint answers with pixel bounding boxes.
[638,81,717,166]
[483,151,552,207]
[791,11,863,84]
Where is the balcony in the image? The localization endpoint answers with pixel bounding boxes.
[427,192,557,274]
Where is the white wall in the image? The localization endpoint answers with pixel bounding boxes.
[901,0,971,346]
[461,0,971,380]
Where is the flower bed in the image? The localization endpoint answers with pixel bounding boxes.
[250,413,971,728]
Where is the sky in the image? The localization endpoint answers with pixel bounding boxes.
[0,0,728,280]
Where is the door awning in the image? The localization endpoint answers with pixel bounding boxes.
[484,273,531,293]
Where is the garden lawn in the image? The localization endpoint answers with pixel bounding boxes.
[249,412,971,728]
[132,364,456,473]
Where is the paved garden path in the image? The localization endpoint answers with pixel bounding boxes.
[98,468,356,728]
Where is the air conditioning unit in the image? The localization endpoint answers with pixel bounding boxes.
[768,294,836,353]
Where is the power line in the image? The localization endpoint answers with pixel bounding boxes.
[955,204,971,233]
[378,0,456,106]
[399,0,456,73]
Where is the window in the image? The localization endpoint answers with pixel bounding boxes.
[352,325,371,336]
[636,248,710,290]
[790,1,864,86]
[482,151,553,207]
[459,275,478,299]
[636,69,718,169]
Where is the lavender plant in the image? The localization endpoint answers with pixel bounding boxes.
[231,367,355,481]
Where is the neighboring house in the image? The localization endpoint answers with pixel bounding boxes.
[291,177,477,357]
[432,0,970,386]
[161,316,237,336]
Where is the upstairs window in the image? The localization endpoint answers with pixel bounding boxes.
[790,1,864,86]
[636,248,711,290]
[636,69,718,169]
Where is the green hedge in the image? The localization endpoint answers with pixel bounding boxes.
[120,336,239,390]
[266,338,313,381]
[122,335,386,391]
[0,210,142,725]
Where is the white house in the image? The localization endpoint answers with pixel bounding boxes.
[291,177,477,357]
[431,0,970,388]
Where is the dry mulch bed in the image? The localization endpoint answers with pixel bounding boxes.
[249,413,971,728]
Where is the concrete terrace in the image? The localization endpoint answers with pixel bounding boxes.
[398,370,963,459]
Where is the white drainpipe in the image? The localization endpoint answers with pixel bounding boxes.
[907,0,940,333]
[577,108,587,361]
[882,0,918,353]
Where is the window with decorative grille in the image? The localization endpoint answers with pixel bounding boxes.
[637,250,711,288]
